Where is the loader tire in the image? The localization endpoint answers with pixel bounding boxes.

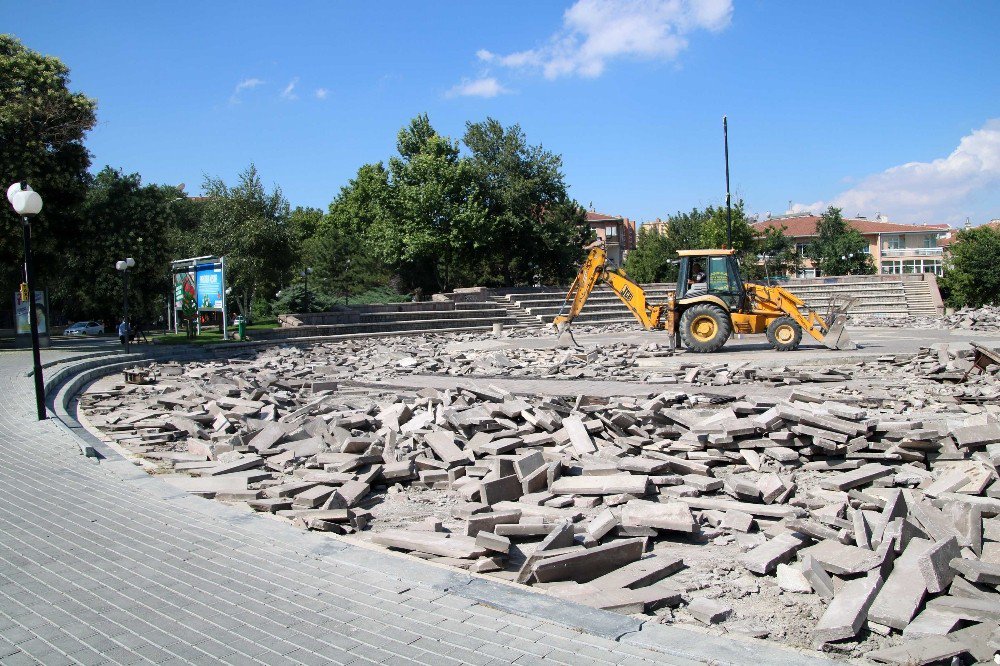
[680,304,731,353]
[766,316,802,351]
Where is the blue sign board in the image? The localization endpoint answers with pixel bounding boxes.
[195,264,223,310]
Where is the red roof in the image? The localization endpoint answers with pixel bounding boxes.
[586,211,622,223]
[752,215,950,237]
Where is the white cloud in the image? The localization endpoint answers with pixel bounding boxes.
[281,77,299,100]
[478,0,732,80]
[314,88,330,100]
[446,77,510,99]
[792,119,1000,224]
[230,77,264,103]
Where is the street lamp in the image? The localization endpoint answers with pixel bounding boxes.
[7,182,46,420]
[115,257,135,353]
[300,267,313,312]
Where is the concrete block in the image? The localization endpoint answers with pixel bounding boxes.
[917,536,960,593]
[868,537,932,630]
[686,598,732,624]
[739,533,806,575]
[800,554,835,600]
[550,474,648,496]
[799,540,883,575]
[811,573,882,647]
[474,531,511,554]
[530,538,645,584]
[620,499,695,533]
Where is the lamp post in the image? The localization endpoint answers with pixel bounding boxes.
[115,257,135,353]
[301,267,313,312]
[7,182,46,420]
[343,259,351,305]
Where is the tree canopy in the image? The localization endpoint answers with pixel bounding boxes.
[324,114,591,294]
[59,167,175,325]
[623,202,779,282]
[195,164,294,321]
[0,34,97,298]
[807,207,875,276]
[940,225,1000,308]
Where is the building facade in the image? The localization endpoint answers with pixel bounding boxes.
[585,211,637,267]
[752,214,951,277]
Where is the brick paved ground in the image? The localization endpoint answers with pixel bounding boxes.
[0,346,695,666]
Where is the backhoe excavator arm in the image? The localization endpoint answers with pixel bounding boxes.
[553,247,669,331]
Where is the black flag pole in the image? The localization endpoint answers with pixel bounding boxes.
[724,115,732,247]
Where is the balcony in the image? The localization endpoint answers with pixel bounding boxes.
[881,247,942,257]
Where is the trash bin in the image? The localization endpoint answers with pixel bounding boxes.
[236,316,246,339]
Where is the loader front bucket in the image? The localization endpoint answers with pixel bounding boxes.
[822,316,856,350]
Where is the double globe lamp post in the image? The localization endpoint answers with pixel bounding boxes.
[7,182,46,420]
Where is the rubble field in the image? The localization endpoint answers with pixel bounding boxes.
[78,329,1000,664]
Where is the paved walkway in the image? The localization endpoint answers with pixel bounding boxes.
[0,346,695,666]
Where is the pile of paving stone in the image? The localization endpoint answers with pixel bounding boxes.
[851,304,1000,332]
[78,347,1000,663]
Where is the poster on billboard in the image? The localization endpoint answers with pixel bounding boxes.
[195,264,224,310]
[174,270,194,309]
[13,290,50,347]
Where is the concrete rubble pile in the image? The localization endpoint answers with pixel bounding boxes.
[79,347,1000,663]
[852,304,1000,332]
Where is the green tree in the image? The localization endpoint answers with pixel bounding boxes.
[463,118,590,286]
[940,225,1000,308]
[700,202,757,256]
[624,227,675,283]
[806,206,874,276]
[59,167,174,326]
[197,164,294,322]
[367,116,485,292]
[288,206,324,263]
[0,35,97,311]
[305,222,389,306]
[754,224,801,281]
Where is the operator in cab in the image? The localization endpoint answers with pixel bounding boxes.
[687,262,707,296]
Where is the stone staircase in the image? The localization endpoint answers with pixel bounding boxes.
[488,295,543,327]
[902,280,941,317]
[268,301,518,339]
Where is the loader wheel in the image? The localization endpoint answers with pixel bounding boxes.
[766,316,802,351]
[680,304,731,353]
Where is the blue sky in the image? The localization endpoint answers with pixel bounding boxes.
[15,1,1000,226]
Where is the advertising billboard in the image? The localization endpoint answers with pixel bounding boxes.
[174,270,194,309]
[13,290,47,336]
[195,264,224,310]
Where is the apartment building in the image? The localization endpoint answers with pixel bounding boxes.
[585,211,637,267]
[752,213,951,277]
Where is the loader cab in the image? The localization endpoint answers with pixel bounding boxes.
[676,250,746,310]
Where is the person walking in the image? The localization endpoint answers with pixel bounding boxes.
[118,320,129,345]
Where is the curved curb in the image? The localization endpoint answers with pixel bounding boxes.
[47,340,840,666]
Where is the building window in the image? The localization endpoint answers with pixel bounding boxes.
[795,243,808,256]
[886,236,902,250]
[605,225,618,238]
[923,235,936,248]
[882,258,941,276]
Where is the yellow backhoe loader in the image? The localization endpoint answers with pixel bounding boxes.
[553,246,854,353]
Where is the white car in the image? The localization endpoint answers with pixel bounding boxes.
[64,321,105,336]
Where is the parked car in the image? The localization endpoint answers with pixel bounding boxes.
[64,321,104,336]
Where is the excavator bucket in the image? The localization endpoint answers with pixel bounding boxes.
[554,323,581,348]
[822,315,855,350]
